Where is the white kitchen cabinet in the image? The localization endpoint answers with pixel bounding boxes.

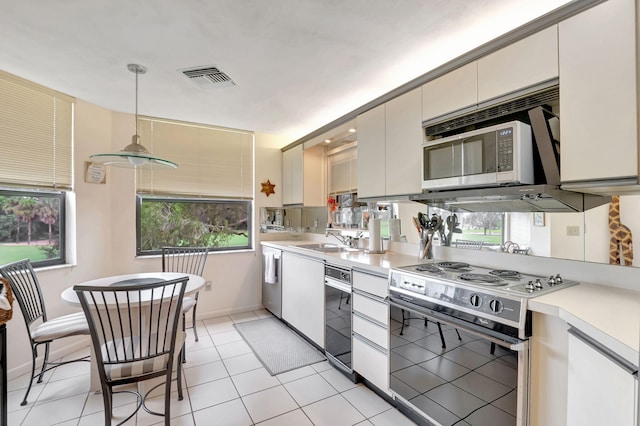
[385,87,423,196]
[477,25,558,103]
[423,26,557,124]
[559,0,638,185]
[356,104,386,199]
[282,144,302,205]
[352,270,391,396]
[281,251,325,347]
[282,143,326,206]
[566,329,637,426]
[422,62,477,122]
[327,145,357,195]
[357,88,422,198]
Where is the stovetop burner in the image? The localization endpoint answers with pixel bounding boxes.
[415,264,443,274]
[458,273,506,286]
[489,269,521,279]
[436,262,470,270]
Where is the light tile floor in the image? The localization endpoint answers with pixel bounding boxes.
[7,309,416,425]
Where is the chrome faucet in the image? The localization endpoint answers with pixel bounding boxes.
[325,228,363,248]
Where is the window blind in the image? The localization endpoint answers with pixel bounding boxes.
[136,118,254,198]
[0,70,74,190]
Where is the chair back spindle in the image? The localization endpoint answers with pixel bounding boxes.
[161,247,208,276]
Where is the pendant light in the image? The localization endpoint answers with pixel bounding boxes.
[89,64,178,169]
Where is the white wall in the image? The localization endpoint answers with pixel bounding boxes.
[6,100,289,378]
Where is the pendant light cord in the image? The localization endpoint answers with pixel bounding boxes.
[135,66,139,138]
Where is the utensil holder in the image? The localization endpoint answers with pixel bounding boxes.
[418,236,433,260]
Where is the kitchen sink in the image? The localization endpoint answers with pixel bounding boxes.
[294,243,360,253]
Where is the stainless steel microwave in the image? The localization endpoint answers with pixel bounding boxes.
[421,120,534,191]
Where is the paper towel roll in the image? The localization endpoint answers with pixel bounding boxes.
[368,218,382,253]
[389,218,401,242]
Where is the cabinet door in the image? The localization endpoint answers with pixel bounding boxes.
[357,104,386,198]
[281,251,325,347]
[302,144,326,206]
[327,146,357,195]
[421,61,477,122]
[353,335,390,396]
[559,0,638,183]
[352,271,388,299]
[566,332,636,425]
[478,25,558,103]
[385,88,423,196]
[282,144,303,205]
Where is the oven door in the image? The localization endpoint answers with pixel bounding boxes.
[388,299,529,426]
[325,276,352,372]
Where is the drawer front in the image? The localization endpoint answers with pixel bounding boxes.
[353,314,388,349]
[352,292,389,326]
[353,335,390,396]
[352,271,388,299]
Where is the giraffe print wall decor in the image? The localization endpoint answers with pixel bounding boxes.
[608,195,633,266]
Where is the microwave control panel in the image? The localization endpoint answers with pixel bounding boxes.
[496,127,514,172]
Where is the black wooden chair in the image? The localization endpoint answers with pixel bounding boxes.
[0,259,90,406]
[161,247,208,361]
[74,276,188,426]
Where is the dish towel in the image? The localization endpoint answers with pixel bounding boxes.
[264,252,276,284]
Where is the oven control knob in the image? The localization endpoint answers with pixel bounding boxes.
[547,275,556,286]
[489,299,503,314]
[555,274,563,283]
[535,279,543,289]
[525,281,535,292]
[469,293,482,307]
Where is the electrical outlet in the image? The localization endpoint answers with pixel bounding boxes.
[566,226,580,236]
[205,281,212,291]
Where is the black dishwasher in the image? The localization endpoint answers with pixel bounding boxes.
[324,264,354,378]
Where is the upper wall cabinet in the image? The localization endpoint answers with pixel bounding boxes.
[282,144,302,205]
[422,26,558,124]
[477,25,558,103]
[559,0,638,190]
[422,62,477,122]
[357,104,386,199]
[282,143,326,206]
[327,144,357,195]
[385,88,423,196]
[358,88,423,199]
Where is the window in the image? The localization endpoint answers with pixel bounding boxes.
[134,117,254,256]
[0,189,65,267]
[137,196,251,255]
[429,207,505,248]
[0,70,73,267]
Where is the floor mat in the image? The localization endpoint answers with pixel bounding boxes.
[233,317,326,375]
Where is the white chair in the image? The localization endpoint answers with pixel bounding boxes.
[74,276,188,426]
[161,247,208,361]
[0,259,90,406]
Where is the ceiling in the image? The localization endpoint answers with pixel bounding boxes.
[0,0,571,145]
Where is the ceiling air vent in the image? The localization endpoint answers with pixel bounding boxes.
[180,66,237,89]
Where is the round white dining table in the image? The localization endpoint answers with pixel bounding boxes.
[61,272,204,307]
[61,272,204,392]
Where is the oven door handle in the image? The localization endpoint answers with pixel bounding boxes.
[388,297,524,351]
[325,277,351,293]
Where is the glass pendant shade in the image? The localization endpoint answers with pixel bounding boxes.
[89,64,178,169]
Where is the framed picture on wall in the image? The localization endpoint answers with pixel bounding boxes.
[533,212,545,227]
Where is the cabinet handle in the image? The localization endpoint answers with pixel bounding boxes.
[353,310,387,329]
[353,288,386,303]
[353,332,387,355]
[568,326,638,376]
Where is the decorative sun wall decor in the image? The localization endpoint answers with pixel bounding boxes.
[261,179,276,197]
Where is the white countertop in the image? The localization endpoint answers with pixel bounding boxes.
[529,282,640,364]
[261,240,640,364]
[261,240,422,276]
